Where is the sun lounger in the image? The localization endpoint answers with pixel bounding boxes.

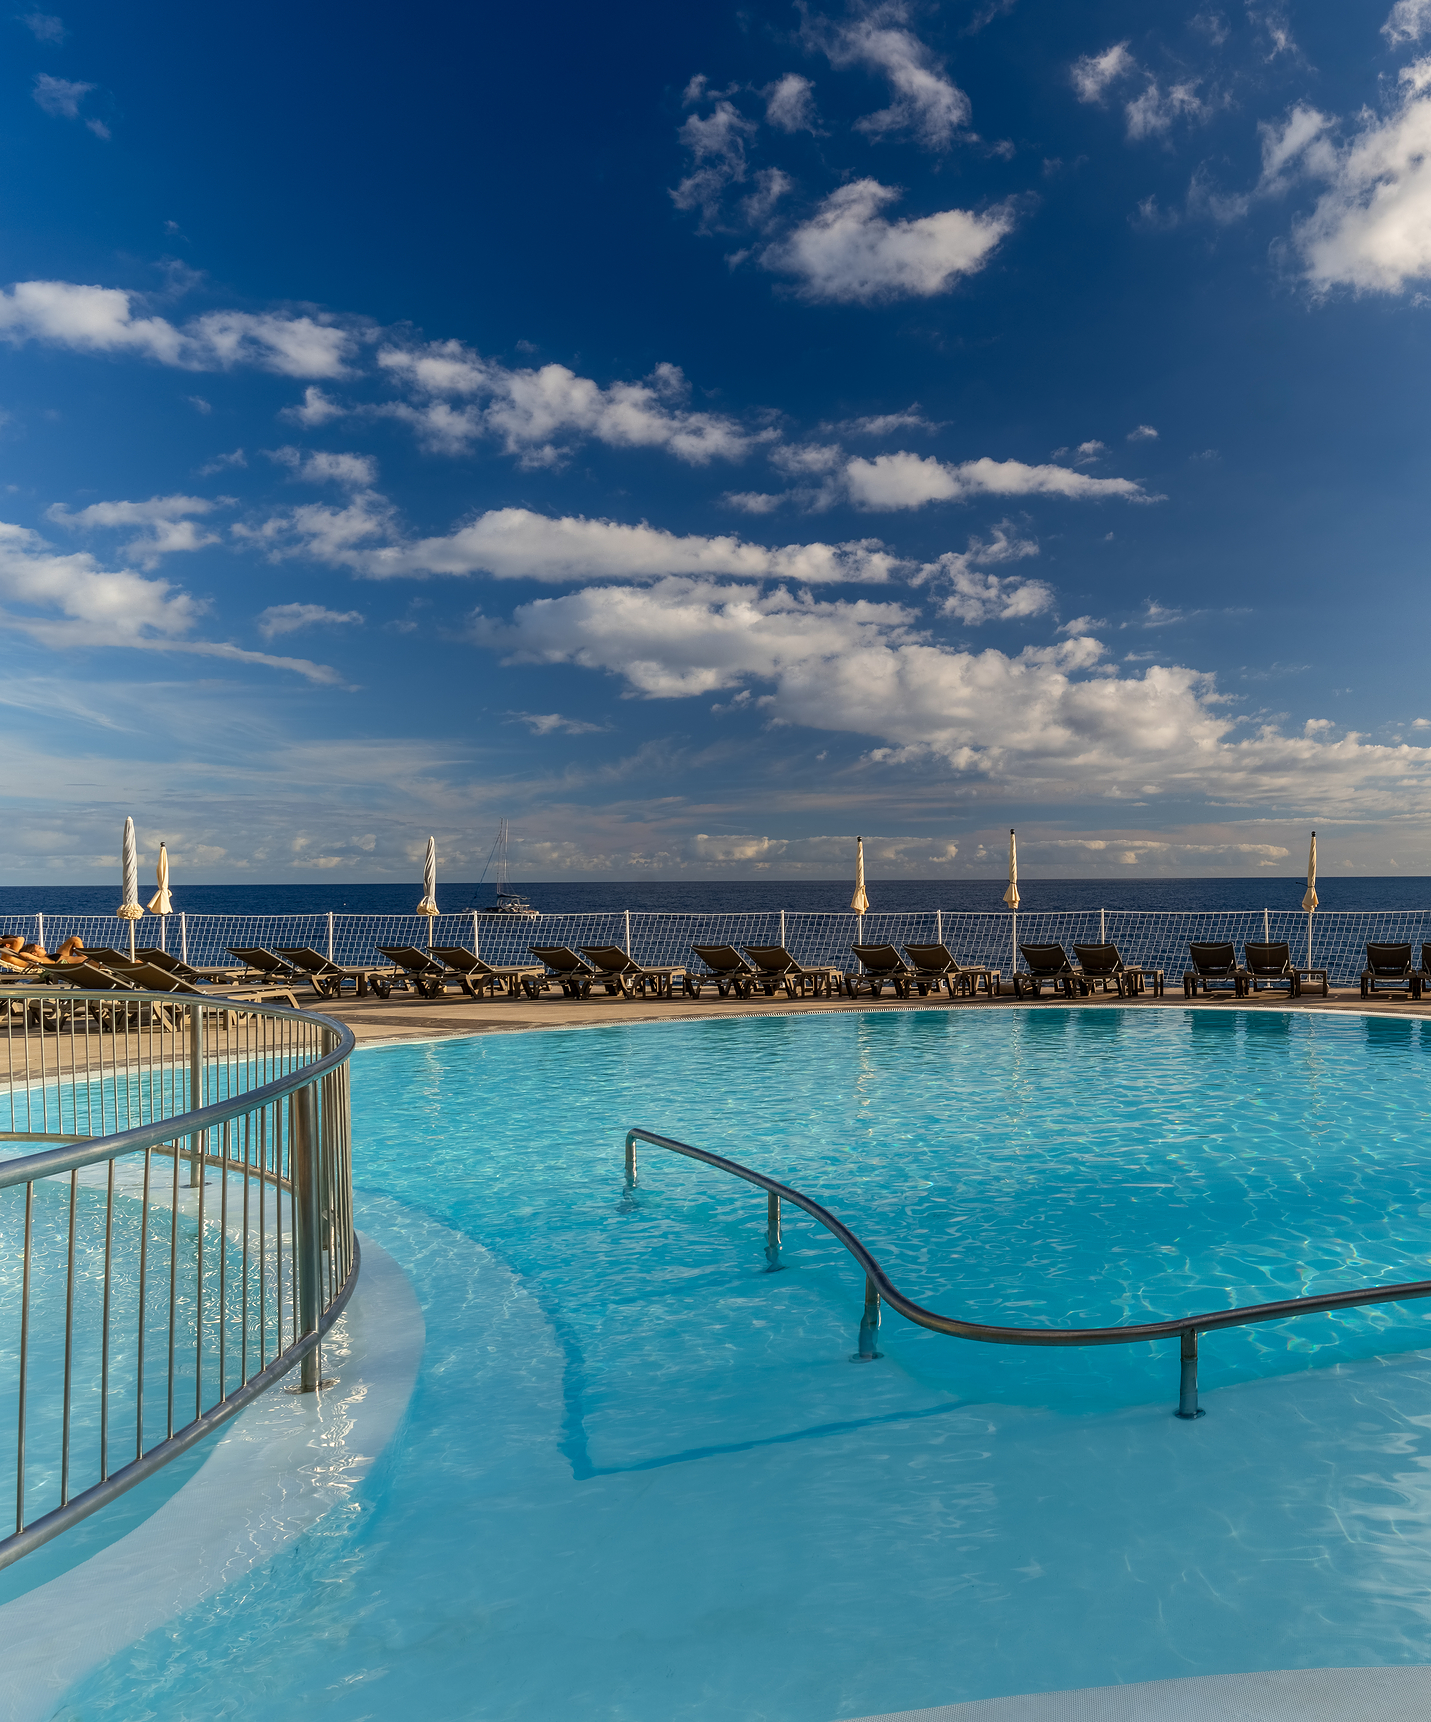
[1362,942,1421,999]
[530,946,604,998]
[275,946,363,1000]
[1183,942,1246,998]
[227,947,307,986]
[1242,942,1296,996]
[740,945,843,999]
[688,945,759,998]
[578,945,687,999]
[1015,944,1083,999]
[370,945,449,999]
[136,947,209,984]
[1071,943,1154,998]
[847,944,916,998]
[900,943,999,998]
[430,946,547,999]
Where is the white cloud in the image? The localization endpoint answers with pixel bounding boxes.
[761,179,1013,303]
[1126,424,1158,440]
[807,2,971,148]
[1259,104,1331,188]
[1071,43,1137,104]
[1125,80,1207,141]
[1386,0,1431,44]
[832,406,937,436]
[475,574,1431,807]
[375,345,757,467]
[32,73,91,119]
[0,518,336,680]
[843,450,1150,509]
[1293,61,1431,293]
[266,500,911,585]
[197,448,246,474]
[21,12,65,43]
[670,99,758,231]
[921,525,1051,623]
[282,386,346,426]
[46,494,227,566]
[0,281,353,377]
[256,602,364,639]
[764,73,820,133]
[506,710,609,735]
[268,446,378,488]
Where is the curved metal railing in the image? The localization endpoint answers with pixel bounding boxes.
[1,988,357,1569]
[624,1127,1431,1419]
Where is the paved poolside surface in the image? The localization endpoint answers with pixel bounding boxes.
[312,977,1431,1047]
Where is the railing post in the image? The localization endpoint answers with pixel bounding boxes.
[1100,907,1106,943]
[188,1003,205,1188]
[780,909,786,946]
[1176,1329,1204,1419]
[36,912,43,951]
[765,1192,782,1270]
[853,1275,883,1360]
[293,1083,324,1392]
[472,909,480,960]
[180,912,188,966]
[326,912,334,962]
[625,1132,638,1189]
[624,909,631,955]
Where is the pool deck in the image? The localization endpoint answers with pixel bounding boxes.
[313,979,1431,1047]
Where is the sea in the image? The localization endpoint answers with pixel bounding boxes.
[0,877,1426,918]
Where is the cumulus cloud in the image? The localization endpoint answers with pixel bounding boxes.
[764,73,820,133]
[1127,424,1158,441]
[761,179,1013,302]
[256,602,364,639]
[474,573,1431,807]
[21,12,65,42]
[1386,0,1431,44]
[843,450,1150,509]
[268,446,377,488]
[670,99,758,231]
[0,519,337,680]
[922,525,1053,623]
[805,1,971,148]
[1070,43,1137,104]
[282,386,346,426]
[0,280,354,377]
[260,499,912,585]
[1293,61,1431,292]
[32,72,91,118]
[1125,80,1207,142]
[46,494,228,567]
[375,345,756,467]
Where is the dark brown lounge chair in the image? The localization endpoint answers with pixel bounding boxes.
[1243,942,1296,996]
[1071,943,1150,999]
[847,944,916,998]
[1183,943,1246,998]
[1015,944,1082,999]
[227,947,307,986]
[687,945,758,998]
[579,945,687,999]
[741,945,843,998]
[531,946,602,998]
[1362,943,1421,999]
[901,943,999,998]
[373,945,448,999]
[431,946,546,999]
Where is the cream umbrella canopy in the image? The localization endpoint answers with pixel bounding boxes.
[147,841,173,951]
[850,836,869,913]
[117,816,143,960]
[1002,828,1020,983]
[416,836,439,948]
[1301,831,1318,967]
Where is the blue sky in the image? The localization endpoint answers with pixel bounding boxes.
[2,0,1430,881]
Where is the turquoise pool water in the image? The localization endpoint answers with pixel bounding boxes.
[44,1007,1431,1717]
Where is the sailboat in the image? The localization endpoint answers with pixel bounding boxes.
[477,819,539,918]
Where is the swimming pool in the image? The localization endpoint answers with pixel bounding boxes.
[33,1007,1431,1717]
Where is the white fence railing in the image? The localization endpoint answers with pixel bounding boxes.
[2,908,1424,987]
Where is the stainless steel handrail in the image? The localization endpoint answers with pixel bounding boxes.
[625,1127,1431,1419]
[1,989,358,1569]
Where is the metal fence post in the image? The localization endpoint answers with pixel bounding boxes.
[292,1084,324,1392]
[936,909,942,946]
[326,912,334,962]
[1100,908,1106,943]
[780,909,786,946]
[188,1003,205,1188]
[180,912,188,966]
[472,909,480,959]
[36,913,43,951]
[1264,908,1270,943]
[624,909,631,954]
